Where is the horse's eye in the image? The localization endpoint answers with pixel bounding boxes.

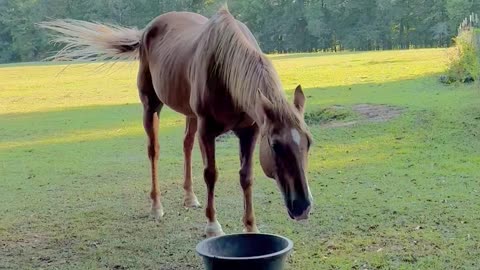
[307,137,313,150]
[270,141,282,154]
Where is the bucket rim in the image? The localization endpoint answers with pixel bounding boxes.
[195,233,293,261]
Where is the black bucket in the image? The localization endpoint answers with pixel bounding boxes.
[196,233,293,270]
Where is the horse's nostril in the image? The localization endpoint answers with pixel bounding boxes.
[291,199,310,217]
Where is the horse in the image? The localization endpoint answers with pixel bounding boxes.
[39,6,313,237]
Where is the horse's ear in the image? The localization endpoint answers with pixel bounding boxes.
[256,89,276,125]
[293,84,306,114]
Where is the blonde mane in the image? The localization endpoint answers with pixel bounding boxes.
[198,7,306,130]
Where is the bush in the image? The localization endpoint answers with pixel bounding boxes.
[446,30,480,84]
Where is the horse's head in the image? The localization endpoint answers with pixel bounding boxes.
[256,85,313,221]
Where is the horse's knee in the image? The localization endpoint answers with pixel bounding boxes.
[183,135,194,152]
[204,167,218,186]
[239,168,252,190]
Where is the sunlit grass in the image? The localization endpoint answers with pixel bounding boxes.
[0,49,447,114]
[0,62,139,115]
[0,117,183,150]
[272,48,448,90]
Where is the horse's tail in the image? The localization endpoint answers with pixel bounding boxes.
[38,19,143,62]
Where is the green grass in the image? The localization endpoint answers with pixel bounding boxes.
[1,49,480,269]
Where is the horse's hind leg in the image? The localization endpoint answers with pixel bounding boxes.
[183,116,201,208]
[138,64,164,219]
[143,104,163,219]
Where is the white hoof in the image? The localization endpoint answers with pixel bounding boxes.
[243,226,260,233]
[205,220,225,237]
[151,205,164,220]
[184,193,201,208]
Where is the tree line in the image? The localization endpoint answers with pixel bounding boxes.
[0,0,479,63]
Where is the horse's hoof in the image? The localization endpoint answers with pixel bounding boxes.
[184,194,201,208]
[206,229,225,238]
[243,226,260,233]
[151,206,164,220]
[205,220,225,238]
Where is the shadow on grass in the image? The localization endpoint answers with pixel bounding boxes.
[0,74,468,151]
[0,103,182,149]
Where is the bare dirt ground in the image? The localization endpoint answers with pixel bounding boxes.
[323,104,404,128]
[353,104,404,122]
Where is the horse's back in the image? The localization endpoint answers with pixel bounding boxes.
[150,12,206,31]
[139,11,262,117]
[142,12,207,50]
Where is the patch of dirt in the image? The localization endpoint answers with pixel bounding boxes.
[323,121,359,128]
[1,232,50,250]
[304,107,351,126]
[1,230,80,269]
[213,104,404,131]
[353,103,404,122]
[321,104,404,128]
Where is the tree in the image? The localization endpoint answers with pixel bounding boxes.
[0,0,477,63]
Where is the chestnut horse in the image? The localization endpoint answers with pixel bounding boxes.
[40,7,313,237]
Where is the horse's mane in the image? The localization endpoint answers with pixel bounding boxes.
[198,6,307,130]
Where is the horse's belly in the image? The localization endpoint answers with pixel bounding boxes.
[155,83,193,116]
[149,66,194,116]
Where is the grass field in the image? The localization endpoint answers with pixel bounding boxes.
[1,48,480,269]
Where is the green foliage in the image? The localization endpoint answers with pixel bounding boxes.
[445,10,480,85]
[447,31,480,83]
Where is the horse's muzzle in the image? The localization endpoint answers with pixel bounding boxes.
[293,205,311,221]
[287,198,311,221]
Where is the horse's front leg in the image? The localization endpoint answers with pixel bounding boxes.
[234,126,260,233]
[198,118,224,237]
[183,116,201,208]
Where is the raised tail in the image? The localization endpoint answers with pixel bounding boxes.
[38,19,143,62]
